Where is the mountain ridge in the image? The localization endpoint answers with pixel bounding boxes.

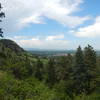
[0,39,24,54]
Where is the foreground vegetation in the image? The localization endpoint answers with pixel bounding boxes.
[0,2,100,100]
[0,39,100,100]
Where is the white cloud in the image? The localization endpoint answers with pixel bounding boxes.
[75,16,100,37]
[10,35,69,50]
[20,14,44,25]
[46,34,64,40]
[1,0,90,33]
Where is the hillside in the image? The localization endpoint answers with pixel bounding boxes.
[0,39,24,54]
[0,39,34,66]
[0,39,99,100]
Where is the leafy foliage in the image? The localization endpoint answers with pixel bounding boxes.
[0,39,99,100]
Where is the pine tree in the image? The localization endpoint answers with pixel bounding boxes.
[56,54,73,81]
[0,3,5,37]
[84,45,97,94]
[56,56,68,81]
[65,54,73,79]
[46,58,56,88]
[73,46,86,94]
[35,59,44,80]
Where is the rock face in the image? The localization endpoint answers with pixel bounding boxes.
[0,39,24,53]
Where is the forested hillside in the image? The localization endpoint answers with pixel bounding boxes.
[0,39,100,100]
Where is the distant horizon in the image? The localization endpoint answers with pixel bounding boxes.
[25,48,100,51]
[25,48,76,51]
[1,38,100,51]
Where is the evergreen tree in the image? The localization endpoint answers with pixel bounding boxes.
[35,59,44,80]
[0,3,5,37]
[73,46,86,94]
[46,58,56,88]
[56,54,73,81]
[84,45,97,94]
[65,54,73,80]
[56,56,68,81]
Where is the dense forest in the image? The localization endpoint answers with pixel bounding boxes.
[0,39,100,100]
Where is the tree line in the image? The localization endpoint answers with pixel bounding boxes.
[35,45,99,95]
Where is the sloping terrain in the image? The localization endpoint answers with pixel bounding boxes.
[0,39,24,54]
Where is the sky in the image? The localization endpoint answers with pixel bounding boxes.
[0,0,100,50]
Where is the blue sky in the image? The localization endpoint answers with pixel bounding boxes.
[1,0,100,50]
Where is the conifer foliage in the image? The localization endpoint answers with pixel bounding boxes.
[73,46,86,94]
[35,59,44,80]
[73,45,97,95]
[84,45,97,94]
[46,58,56,87]
[0,3,5,37]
